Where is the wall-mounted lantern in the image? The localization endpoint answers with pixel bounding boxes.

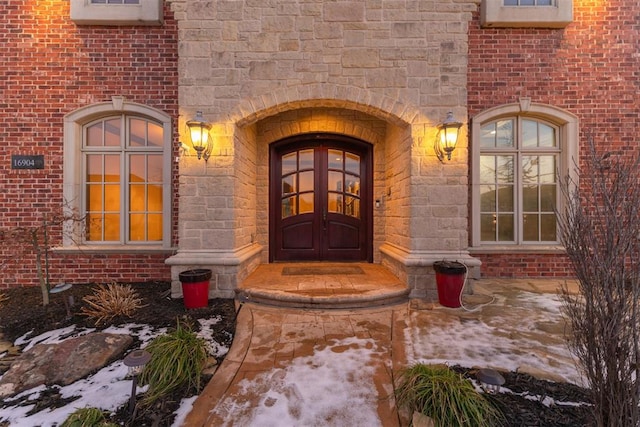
[186,111,212,161]
[435,111,463,162]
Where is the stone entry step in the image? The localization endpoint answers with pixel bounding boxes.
[236,263,409,309]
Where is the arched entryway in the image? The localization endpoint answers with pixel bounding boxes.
[269,133,373,262]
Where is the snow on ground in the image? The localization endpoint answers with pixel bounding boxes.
[406,291,583,386]
[211,336,386,427]
[0,319,225,427]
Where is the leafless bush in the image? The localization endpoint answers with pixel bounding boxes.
[81,283,146,326]
[557,137,640,427]
[0,292,7,307]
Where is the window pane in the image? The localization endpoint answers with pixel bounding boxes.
[299,149,314,170]
[522,155,538,184]
[496,155,514,183]
[282,153,297,175]
[328,150,343,170]
[104,184,120,211]
[282,196,296,218]
[282,175,296,195]
[523,214,539,241]
[130,119,146,147]
[496,120,514,147]
[87,184,103,211]
[104,119,121,146]
[328,193,342,214]
[147,214,163,241]
[130,213,145,241]
[523,185,539,211]
[480,185,496,211]
[497,184,514,211]
[130,155,145,183]
[538,123,555,147]
[299,171,314,193]
[522,120,538,148]
[540,184,556,211]
[148,122,163,147]
[329,171,343,192]
[299,193,314,214]
[104,213,120,240]
[105,155,120,182]
[87,155,102,182]
[539,156,556,183]
[481,214,497,241]
[480,123,497,148]
[130,185,145,211]
[479,156,497,183]
[541,214,557,241]
[148,185,163,211]
[345,152,360,175]
[497,214,514,241]
[86,123,103,147]
[147,155,163,182]
[87,214,102,241]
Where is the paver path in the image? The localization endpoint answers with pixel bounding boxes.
[184,303,409,426]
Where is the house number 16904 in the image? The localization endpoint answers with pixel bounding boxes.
[11,155,45,170]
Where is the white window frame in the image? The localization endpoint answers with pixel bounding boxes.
[471,101,578,251]
[70,0,163,26]
[481,0,573,28]
[63,98,173,251]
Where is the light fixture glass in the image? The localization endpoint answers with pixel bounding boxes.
[186,111,212,161]
[435,111,463,162]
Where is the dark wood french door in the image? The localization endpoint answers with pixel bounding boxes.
[270,134,372,262]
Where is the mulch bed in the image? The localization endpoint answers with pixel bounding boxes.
[0,283,593,426]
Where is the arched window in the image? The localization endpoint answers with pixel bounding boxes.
[63,99,172,249]
[471,102,578,248]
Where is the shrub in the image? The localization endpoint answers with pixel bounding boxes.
[61,407,117,427]
[139,318,208,405]
[81,283,145,326]
[0,292,7,307]
[394,364,503,427]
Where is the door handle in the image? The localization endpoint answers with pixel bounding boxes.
[323,208,327,230]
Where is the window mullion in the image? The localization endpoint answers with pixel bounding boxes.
[121,116,128,245]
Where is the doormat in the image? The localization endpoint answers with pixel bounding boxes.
[282,266,365,275]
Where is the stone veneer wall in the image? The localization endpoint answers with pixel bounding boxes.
[167,0,481,298]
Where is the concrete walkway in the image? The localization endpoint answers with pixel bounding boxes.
[183,278,579,426]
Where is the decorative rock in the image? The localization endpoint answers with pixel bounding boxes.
[0,332,132,397]
[412,411,435,427]
[517,364,567,384]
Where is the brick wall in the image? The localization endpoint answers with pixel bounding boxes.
[0,1,179,288]
[468,1,639,277]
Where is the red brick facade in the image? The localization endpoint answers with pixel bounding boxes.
[468,1,639,277]
[0,1,179,288]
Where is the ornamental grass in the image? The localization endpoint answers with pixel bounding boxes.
[60,407,118,427]
[81,283,145,326]
[139,318,208,405]
[394,363,503,427]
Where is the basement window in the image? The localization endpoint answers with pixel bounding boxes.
[70,0,163,26]
[481,0,573,28]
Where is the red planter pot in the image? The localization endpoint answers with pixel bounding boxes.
[433,261,466,308]
[178,269,212,309]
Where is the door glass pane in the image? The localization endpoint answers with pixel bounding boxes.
[282,196,296,218]
[282,175,296,195]
[328,150,343,170]
[329,171,343,192]
[299,193,314,214]
[345,152,360,175]
[282,152,297,175]
[299,150,314,170]
[345,196,360,218]
[328,193,342,214]
[299,171,314,193]
[345,174,360,195]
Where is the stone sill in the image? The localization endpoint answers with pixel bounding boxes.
[53,245,175,255]
[469,245,565,254]
[70,0,163,26]
[481,0,573,28]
